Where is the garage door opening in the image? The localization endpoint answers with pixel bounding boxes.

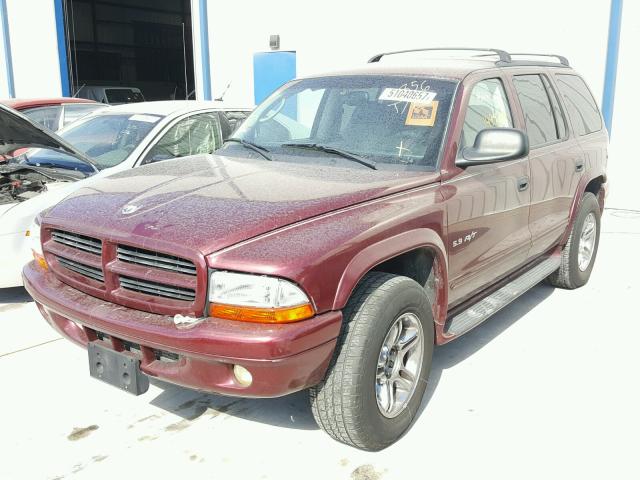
[62,0,195,102]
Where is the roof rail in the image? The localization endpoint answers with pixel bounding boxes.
[368,48,512,64]
[506,53,570,67]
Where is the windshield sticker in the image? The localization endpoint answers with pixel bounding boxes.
[405,101,439,127]
[379,88,437,104]
[130,114,161,123]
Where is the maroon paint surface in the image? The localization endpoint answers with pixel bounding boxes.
[1,97,97,110]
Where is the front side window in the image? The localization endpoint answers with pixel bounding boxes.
[22,106,63,131]
[228,75,458,170]
[555,74,602,135]
[143,113,223,164]
[513,74,559,147]
[461,78,513,148]
[59,113,162,168]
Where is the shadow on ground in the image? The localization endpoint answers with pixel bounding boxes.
[0,287,32,305]
[149,284,555,432]
[418,283,555,416]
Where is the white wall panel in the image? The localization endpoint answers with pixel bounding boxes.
[607,0,639,208]
[207,0,610,108]
[5,0,61,98]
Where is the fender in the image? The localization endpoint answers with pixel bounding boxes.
[332,228,449,326]
[561,172,607,246]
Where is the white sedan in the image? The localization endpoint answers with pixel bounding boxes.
[0,100,251,288]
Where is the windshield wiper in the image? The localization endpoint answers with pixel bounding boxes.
[281,143,377,170]
[225,138,273,161]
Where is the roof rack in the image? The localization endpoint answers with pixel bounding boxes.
[507,53,570,66]
[368,48,570,67]
[368,48,512,64]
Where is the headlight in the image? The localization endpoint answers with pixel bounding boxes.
[208,271,314,323]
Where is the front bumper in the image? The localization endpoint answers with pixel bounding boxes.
[23,262,342,397]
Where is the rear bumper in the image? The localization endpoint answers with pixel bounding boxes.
[23,262,342,397]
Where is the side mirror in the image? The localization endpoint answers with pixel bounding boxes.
[456,128,529,167]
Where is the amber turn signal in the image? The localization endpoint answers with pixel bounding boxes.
[209,302,314,324]
[33,250,48,271]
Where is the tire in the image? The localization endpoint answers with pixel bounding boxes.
[309,271,434,451]
[547,192,601,289]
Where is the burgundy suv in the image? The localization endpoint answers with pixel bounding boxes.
[24,49,607,451]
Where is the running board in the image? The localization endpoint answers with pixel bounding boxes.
[445,256,561,337]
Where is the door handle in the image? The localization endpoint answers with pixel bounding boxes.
[575,159,585,172]
[517,176,529,192]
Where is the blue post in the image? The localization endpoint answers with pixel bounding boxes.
[602,0,623,136]
[54,0,71,97]
[198,0,212,100]
[0,0,15,97]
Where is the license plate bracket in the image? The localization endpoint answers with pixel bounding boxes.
[88,342,149,395]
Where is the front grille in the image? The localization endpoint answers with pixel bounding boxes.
[119,275,196,301]
[52,230,102,255]
[57,256,104,282]
[117,245,196,276]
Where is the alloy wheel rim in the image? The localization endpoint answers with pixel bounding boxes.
[375,312,423,418]
[578,212,597,272]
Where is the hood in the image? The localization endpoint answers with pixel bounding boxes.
[0,103,97,171]
[47,154,440,254]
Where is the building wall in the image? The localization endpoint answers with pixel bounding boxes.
[608,0,639,208]
[205,0,610,108]
[0,0,635,209]
[3,0,62,98]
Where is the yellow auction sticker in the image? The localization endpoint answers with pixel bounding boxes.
[405,101,439,127]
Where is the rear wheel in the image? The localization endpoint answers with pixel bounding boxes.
[309,272,434,451]
[548,192,601,289]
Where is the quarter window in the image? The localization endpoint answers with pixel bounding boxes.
[513,74,560,147]
[555,74,602,135]
[461,78,513,148]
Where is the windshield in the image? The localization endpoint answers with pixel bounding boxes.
[227,75,457,170]
[58,113,162,169]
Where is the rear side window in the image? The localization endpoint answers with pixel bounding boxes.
[555,74,602,135]
[541,76,567,139]
[513,74,559,147]
[461,78,513,148]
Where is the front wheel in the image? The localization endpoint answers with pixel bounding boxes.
[309,272,434,451]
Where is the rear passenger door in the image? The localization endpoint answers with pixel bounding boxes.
[554,73,607,191]
[509,72,583,258]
